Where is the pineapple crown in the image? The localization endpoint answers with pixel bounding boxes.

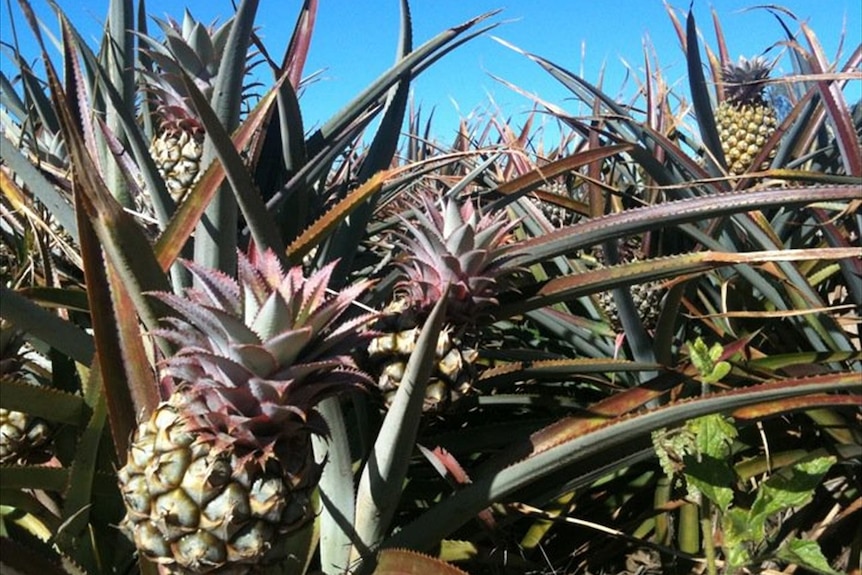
[722,56,771,105]
[149,250,374,448]
[394,192,521,324]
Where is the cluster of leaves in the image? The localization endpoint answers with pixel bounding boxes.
[0,0,859,574]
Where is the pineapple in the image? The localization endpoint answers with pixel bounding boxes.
[715,56,778,175]
[530,179,577,228]
[138,11,238,206]
[117,250,373,574]
[366,192,520,411]
[593,238,665,333]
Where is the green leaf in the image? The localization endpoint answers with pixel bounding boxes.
[318,0,413,282]
[682,414,737,511]
[683,454,735,512]
[499,248,861,318]
[775,538,843,575]
[180,61,285,258]
[722,507,754,570]
[690,413,737,459]
[313,397,356,574]
[0,136,78,239]
[508,186,861,268]
[748,456,837,535]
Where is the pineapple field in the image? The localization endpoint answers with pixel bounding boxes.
[1,1,860,574]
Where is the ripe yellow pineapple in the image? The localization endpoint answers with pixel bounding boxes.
[366,192,520,411]
[117,250,373,573]
[715,56,777,175]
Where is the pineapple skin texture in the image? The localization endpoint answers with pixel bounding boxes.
[716,100,777,175]
[118,395,313,574]
[149,129,204,202]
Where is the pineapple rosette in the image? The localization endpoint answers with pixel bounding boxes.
[118,250,373,574]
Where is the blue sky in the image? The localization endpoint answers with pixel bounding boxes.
[2,1,860,143]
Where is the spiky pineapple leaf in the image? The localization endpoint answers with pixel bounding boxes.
[50,2,173,221]
[373,548,470,575]
[799,22,862,176]
[193,0,261,275]
[385,371,861,550]
[287,170,390,263]
[478,358,662,387]
[685,7,725,173]
[507,186,861,268]
[53,386,107,567]
[0,380,85,426]
[155,86,278,271]
[489,144,633,209]
[0,137,78,239]
[501,247,860,318]
[22,6,172,337]
[317,0,414,279]
[732,393,862,421]
[74,188,149,451]
[179,61,285,257]
[354,288,449,558]
[0,287,94,366]
[313,396,357,574]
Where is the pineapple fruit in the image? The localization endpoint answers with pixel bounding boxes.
[366,192,520,411]
[117,250,373,573]
[715,56,778,175]
[138,11,238,208]
[593,238,665,333]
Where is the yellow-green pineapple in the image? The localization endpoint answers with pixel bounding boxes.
[117,251,373,574]
[367,192,520,411]
[716,56,777,175]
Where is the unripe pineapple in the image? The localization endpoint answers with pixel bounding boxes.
[593,238,665,333]
[715,56,777,175]
[118,250,373,574]
[367,302,478,412]
[530,179,577,228]
[137,11,241,211]
[366,192,520,412]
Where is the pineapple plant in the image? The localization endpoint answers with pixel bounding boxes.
[138,11,240,207]
[366,191,521,411]
[117,250,373,573]
[715,56,778,175]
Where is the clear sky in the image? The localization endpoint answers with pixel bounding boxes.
[2,1,860,144]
